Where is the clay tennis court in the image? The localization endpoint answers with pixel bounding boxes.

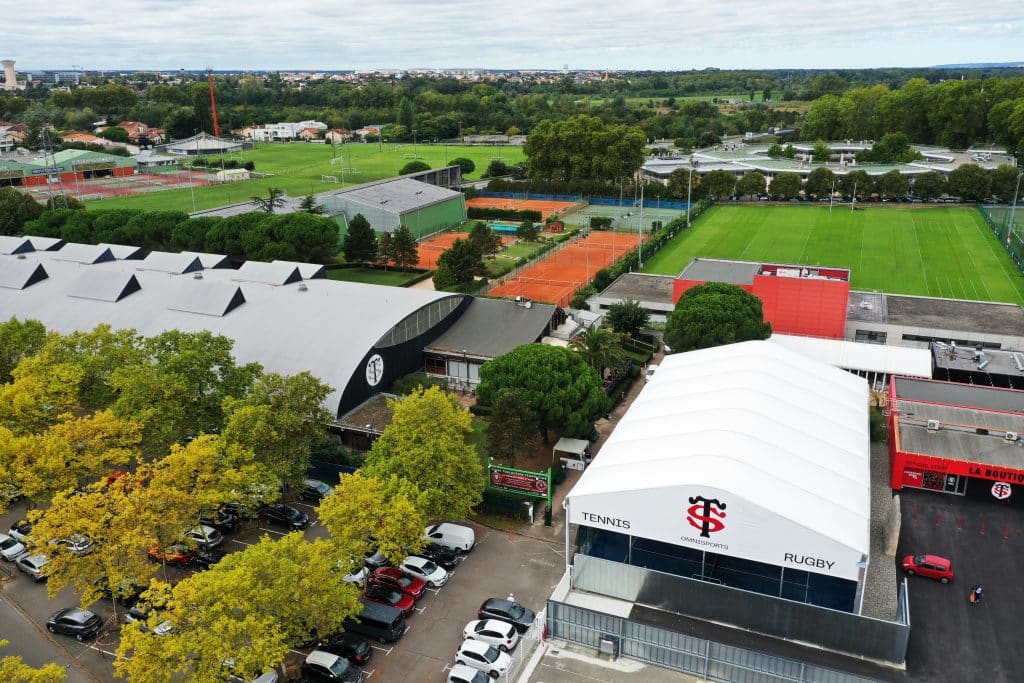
[18,170,215,201]
[490,231,645,307]
[415,230,513,269]
[466,197,578,220]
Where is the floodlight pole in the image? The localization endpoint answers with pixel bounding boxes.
[687,158,697,228]
[851,181,857,213]
[638,181,645,269]
[1008,170,1023,238]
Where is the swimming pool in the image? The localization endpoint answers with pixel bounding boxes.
[488,221,520,234]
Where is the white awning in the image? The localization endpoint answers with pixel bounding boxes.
[768,334,931,378]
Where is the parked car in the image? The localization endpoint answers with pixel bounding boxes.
[400,555,448,587]
[455,638,512,678]
[125,605,174,636]
[462,619,519,652]
[95,577,145,606]
[423,522,475,553]
[477,598,536,633]
[300,478,334,503]
[199,508,239,534]
[193,548,226,570]
[363,547,389,569]
[52,533,95,556]
[301,650,362,682]
[221,501,263,522]
[262,504,310,530]
[185,524,223,549]
[147,545,197,566]
[46,607,102,641]
[228,672,279,683]
[368,566,425,600]
[15,554,48,582]
[0,532,27,561]
[9,519,32,542]
[416,542,459,570]
[342,600,406,644]
[363,584,414,617]
[447,663,490,683]
[317,632,373,666]
[645,364,658,382]
[901,554,953,583]
[341,563,369,586]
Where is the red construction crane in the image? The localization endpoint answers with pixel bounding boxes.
[207,67,220,137]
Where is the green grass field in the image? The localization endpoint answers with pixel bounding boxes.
[643,205,1024,307]
[84,143,525,213]
[325,267,424,287]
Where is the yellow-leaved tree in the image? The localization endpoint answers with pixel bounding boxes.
[0,640,66,683]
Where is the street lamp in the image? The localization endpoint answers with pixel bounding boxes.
[687,158,698,228]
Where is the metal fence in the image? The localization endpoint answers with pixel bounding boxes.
[546,600,885,683]
[503,610,545,681]
[978,204,1024,274]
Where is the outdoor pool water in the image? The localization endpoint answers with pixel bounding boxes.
[488,221,520,234]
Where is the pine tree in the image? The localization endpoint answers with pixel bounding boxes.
[391,225,420,271]
[341,214,377,265]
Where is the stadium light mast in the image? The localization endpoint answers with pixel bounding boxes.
[206,67,220,137]
[637,181,645,268]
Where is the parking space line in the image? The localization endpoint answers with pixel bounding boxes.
[414,605,427,615]
[370,644,393,655]
[362,669,374,680]
[259,528,287,535]
[441,663,451,673]
[289,648,306,656]
[231,539,253,547]
[86,644,119,657]
[293,502,316,509]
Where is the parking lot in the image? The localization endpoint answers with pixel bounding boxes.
[0,496,568,682]
[897,489,1024,682]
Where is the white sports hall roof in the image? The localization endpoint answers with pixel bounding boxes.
[0,247,462,416]
[768,334,931,379]
[567,340,871,580]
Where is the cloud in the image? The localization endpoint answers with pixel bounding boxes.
[4,0,1024,70]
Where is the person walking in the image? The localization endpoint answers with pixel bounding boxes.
[507,592,516,603]
[970,584,984,605]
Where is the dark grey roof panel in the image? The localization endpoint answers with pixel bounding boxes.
[425,298,556,359]
[0,236,35,255]
[138,252,204,274]
[0,260,48,290]
[167,281,246,317]
[24,236,65,251]
[181,251,232,269]
[67,270,141,302]
[98,243,146,260]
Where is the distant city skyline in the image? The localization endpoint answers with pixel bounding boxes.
[6,0,1024,72]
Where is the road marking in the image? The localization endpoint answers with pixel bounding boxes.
[370,644,393,655]
[293,502,316,509]
[362,669,375,680]
[259,528,287,535]
[289,648,306,656]
[231,539,253,547]
[414,605,427,614]
[85,644,119,657]
[441,663,452,673]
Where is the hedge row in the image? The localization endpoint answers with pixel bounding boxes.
[486,177,678,200]
[467,207,543,222]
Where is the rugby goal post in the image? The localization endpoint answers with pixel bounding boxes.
[321,175,339,183]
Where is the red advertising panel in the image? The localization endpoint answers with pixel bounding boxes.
[489,465,550,500]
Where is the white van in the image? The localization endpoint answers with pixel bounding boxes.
[645,364,659,382]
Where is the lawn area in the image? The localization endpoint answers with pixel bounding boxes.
[643,204,1024,307]
[84,142,525,213]
[325,267,425,287]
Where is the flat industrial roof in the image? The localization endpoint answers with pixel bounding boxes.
[678,258,760,284]
[846,291,1024,337]
[896,402,1024,468]
[931,343,1024,378]
[425,297,555,360]
[332,177,462,215]
[595,273,675,305]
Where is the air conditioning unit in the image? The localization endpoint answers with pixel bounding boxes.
[1005,432,1019,443]
[926,420,941,432]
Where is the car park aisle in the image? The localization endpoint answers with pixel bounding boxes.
[0,592,96,683]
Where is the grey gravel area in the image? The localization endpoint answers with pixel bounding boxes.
[862,441,899,621]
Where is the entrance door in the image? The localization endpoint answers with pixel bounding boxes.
[943,473,967,495]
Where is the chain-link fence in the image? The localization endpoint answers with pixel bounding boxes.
[978,204,1024,275]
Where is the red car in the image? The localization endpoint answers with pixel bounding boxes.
[363,584,415,617]
[901,554,953,583]
[368,567,426,601]
[148,545,197,567]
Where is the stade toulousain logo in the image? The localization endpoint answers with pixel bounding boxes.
[687,496,727,537]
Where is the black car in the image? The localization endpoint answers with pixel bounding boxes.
[263,504,310,530]
[199,508,239,534]
[221,502,263,521]
[193,548,226,570]
[46,607,102,641]
[477,598,536,634]
[95,577,145,606]
[300,478,333,503]
[317,632,373,666]
[416,542,458,570]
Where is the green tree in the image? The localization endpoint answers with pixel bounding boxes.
[855,132,922,163]
[811,139,832,163]
[804,167,836,198]
[569,327,627,375]
[766,143,784,158]
[377,231,395,269]
[874,170,909,200]
[298,194,325,215]
[989,165,1021,203]
[486,391,540,468]
[605,299,650,337]
[391,225,420,270]
[450,157,476,175]
[468,221,502,258]
[0,317,47,384]
[702,169,737,198]
[362,387,485,521]
[396,97,415,130]
[342,213,377,265]
[516,220,540,241]
[250,187,286,214]
[0,640,66,682]
[98,126,129,142]
[399,160,430,176]
[432,262,458,290]
[484,159,511,178]
[769,172,802,199]
[0,187,45,236]
[436,238,484,285]
[736,171,767,198]
[477,344,610,443]
[947,163,990,201]
[524,115,645,183]
[802,95,843,140]
[841,170,873,199]
[911,171,947,200]
[665,282,772,353]
[667,167,699,200]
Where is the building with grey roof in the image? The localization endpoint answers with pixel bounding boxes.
[0,246,470,417]
[586,272,676,323]
[0,236,33,255]
[98,243,145,260]
[318,177,467,237]
[181,251,231,269]
[160,132,245,156]
[24,236,64,251]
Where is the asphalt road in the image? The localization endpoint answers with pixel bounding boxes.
[0,590,96,682]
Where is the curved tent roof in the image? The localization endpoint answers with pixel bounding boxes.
[568,340,870,579]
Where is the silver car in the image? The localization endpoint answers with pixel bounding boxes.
[16,554,48,582]
[0,533,27,561]
[185,525,223,549]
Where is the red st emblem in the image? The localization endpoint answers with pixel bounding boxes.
[687,496,727,537]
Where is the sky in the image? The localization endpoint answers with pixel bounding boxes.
[7,0,1024,72]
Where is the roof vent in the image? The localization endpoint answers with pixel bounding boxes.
[1006,432,1019,443]
[192,272,203,279]
[16,253,26,259]
[978,359,990,371]
[926,419,941,432]
[298,283,308,291]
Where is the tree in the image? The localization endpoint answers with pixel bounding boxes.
[768,172,802,199]
[811,140,832,163]
[605,299,650,338]
[841,170,873,199]
[486,391,540,468]
[911,171,947,200]
[391,225,420,270]
[516,220,540,241]
[436,237,485,285]
[665,282,772,353]
[398,160,430,176]
[362,387,485,521]
[524,115,645,183]
[989,165,1021,203]
[342,213,377,265]
[702,170,737,199]
[736,171,767,198]
[569,327,627,375]
[0,187,45,236]
[484,159,511,178]
[766,143,784,158]
[396,97,415,130]
[250,187,286,214]
[377,231,395,269]
[804,167,836,198]
[855,132,922,163]
[947,163,991,201]
[450,157,476,175]
[0,640,65,683]
[221,372,333,487]
[0,317,46,384]
[468,221,502,258]
[298,194,325,215]
[874,170,909,200]
[667,167,700,200]
[477,344,610,444]
[432,262,458,290]
[98,126,129,142]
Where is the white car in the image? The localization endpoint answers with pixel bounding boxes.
[447,663,490,683]
[53,534,95,556]
[462,619,519,652]
[645,364,658,382]
[185,525,223,549]
[400,555,448,587]
[342,564,368,586]
[455,638,512,678]
[424,523,475,553]
[0,532,27,561]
